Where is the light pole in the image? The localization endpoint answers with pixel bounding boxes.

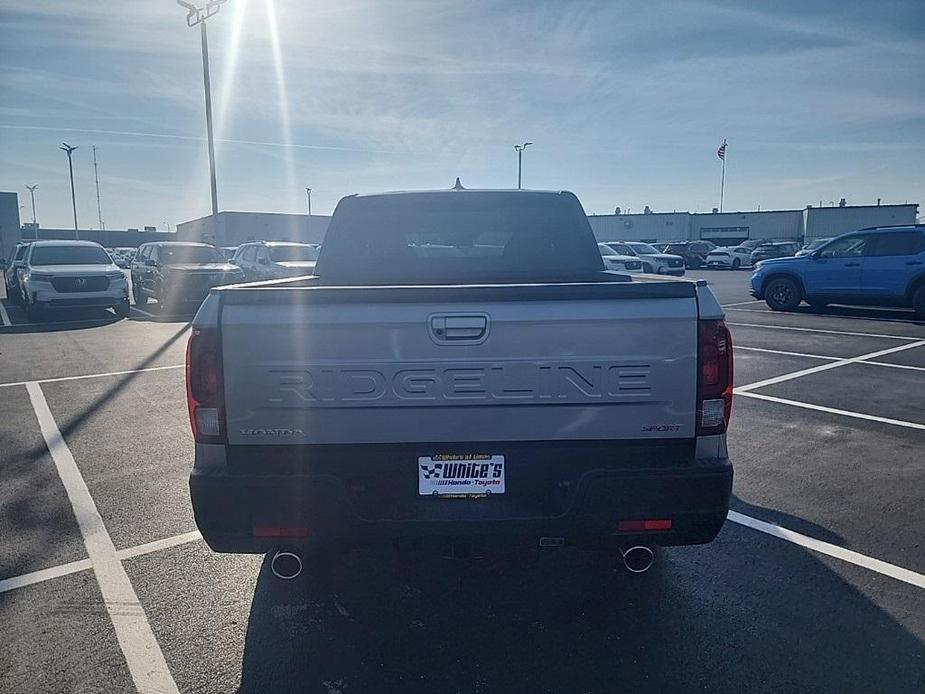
[25,185,38,229]
[177,0,226,218]
[59,143,79,238]
[514,142,533,189]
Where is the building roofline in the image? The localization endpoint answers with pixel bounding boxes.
[806,203,918,211]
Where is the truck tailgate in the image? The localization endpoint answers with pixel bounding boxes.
[218,282,699,445]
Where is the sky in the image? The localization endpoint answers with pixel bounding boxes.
[0,0,923,230]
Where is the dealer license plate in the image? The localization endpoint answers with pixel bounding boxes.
[418,454,505,497]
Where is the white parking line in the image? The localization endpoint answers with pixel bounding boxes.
[856,360,925,373]
[735,346,839,361]
[0,558,93,594]
[0,530,204,596]
[735,340,925,393]
[0,364,185,390]
[0,300,10,326]
[721,300,765,307]
[117,531,202,561]
[728,322,920,341]
[736,391,925,431]
[725,307,924,326]
[26,382,179,694]
[727,511,925,590]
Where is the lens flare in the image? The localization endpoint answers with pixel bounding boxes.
[264,0,297,211]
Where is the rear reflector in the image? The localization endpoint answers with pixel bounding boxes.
[617,519,673,531]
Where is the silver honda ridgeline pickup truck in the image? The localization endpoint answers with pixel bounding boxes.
[187,188,733,574]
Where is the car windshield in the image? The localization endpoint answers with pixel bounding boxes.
[30,245,112,266]
[269,245,319,262]
[628,243,659,255]
[598,244,620,257]
[159,245,224,264]
[605,243,634,256]
[664,244,688,253]
[806,238,831,250]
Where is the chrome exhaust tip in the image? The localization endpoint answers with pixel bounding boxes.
[270,549,303,580]
[621,545,655,573]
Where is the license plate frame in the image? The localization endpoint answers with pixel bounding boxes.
[418,454,505,497]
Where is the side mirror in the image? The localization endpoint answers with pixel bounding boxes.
[146,258,157,267]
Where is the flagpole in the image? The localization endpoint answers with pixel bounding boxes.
[719,138,727,213]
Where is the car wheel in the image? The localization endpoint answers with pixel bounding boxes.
[764,277,801,311]
[732,258,741,270]
[912,285,925,320]
[642,262,653,273]
[114,299,130,318]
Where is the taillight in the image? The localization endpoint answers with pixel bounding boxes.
[186,327,225,443]
[697,319,733,435]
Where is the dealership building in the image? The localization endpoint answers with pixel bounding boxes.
[588,202,918,247]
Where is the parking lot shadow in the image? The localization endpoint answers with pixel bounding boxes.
[784,304,923,325]
[237,528,925,693]
[0,304,123,334]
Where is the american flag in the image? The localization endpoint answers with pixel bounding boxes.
[717,141,727,160]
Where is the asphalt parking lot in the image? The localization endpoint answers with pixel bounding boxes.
[2,269,924,694]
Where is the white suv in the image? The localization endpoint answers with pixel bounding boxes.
[20,240,130,320]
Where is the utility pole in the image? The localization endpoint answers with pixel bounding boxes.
[60,143,79,238]
[25,185,38,229]
[514,142,533,189]
[177,0,226,218]
[93,145,104,230]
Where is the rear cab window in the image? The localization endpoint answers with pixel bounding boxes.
[317,192,603,284]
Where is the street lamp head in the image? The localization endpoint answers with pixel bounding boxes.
[178,0,225,26]
[524,142,533,147]
[26,184,38,192]
[60,143,78,154]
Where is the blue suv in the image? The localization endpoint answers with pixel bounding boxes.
[750,225,925,318]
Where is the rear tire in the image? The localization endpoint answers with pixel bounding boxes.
[732,258,741,270]
[913,285,925,320]
[764,277,802,311]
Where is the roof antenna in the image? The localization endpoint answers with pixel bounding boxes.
[453,177,465,191]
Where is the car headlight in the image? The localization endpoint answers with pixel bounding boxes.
[27,272,54,282]
[106,271,126,280]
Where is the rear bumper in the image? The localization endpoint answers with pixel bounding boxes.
[190,440,733,554]
[664,267,686,276]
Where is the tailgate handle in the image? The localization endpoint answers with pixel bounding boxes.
[430,314,489,342]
